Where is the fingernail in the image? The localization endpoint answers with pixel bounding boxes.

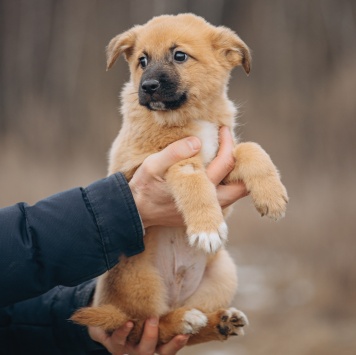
[148,317,159,326]
[186,137,201,151]
[126,321,134,329]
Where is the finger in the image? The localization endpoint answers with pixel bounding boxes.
[156,335,189,355]
[143,137,201,178]
[206,126,236,185]
[136,317,159,354]
[88,326,109,344]
[217,181,248,208]
[89,327,119,354]
[111,321,134,346]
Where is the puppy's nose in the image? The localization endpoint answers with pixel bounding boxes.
[141,79,160,94]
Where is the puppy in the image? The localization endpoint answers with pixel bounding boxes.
[72,14,288,346]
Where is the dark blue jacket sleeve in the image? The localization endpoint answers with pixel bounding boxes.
[0,172,144,307]
[0,280,110,354]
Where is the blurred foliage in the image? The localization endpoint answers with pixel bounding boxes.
[1,1,355,354]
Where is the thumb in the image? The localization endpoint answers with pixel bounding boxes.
[144,137,201,177]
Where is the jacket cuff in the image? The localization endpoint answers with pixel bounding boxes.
[52,280,109,353]
[83,172,144,269]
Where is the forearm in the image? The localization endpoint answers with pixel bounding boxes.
[0,173,144,307]
[0,280,109,354]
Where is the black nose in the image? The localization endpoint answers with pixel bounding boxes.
[141,79,160,94]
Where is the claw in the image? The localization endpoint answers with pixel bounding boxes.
[188,223,228,253]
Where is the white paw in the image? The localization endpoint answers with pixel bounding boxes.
[188,223,228,253]
[219,222,228,241]
[182,309,208,334]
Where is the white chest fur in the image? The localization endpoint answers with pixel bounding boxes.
[194,120,219,165]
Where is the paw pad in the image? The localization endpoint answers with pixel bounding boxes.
[218,308,248,337]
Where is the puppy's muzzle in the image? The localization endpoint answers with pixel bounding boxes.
[138,66,187,111]
[141,79,160,95]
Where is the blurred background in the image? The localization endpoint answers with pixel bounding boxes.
[1,0,355,354]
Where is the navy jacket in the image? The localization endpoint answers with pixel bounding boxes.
[0,173,144,354]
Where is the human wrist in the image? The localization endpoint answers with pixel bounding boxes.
[129,187,152,229]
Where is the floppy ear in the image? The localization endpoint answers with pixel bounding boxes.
[213,27,251,75]
[106,26,141,70]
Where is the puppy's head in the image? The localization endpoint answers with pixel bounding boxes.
[107,14,251,112]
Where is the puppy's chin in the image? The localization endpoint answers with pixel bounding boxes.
[148,102,166,111]
[141,93,188,111]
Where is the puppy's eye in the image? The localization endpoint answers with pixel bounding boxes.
[139,56,148,68]
[174,51,188,63]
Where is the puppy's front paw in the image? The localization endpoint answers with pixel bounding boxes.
[188,222,228,253]
[217,308,248,338]
[181,309,208,335]
[251,178,288,220]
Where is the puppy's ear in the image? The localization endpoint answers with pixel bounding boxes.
[106,26,141,70]
[213,27,251,75]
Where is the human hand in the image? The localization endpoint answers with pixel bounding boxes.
[129,126,247,228]
[208,126,248,208]
[129,136,201,228]
[88,318,189,355]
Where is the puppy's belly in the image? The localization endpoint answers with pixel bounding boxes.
[153,227,207,309]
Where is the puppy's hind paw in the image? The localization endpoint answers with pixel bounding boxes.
[188,222,228,253]
[218,308,248,338]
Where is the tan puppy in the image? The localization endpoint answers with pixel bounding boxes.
[72,14,288,346]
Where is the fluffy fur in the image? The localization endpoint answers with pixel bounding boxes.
[71,14,288,346]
